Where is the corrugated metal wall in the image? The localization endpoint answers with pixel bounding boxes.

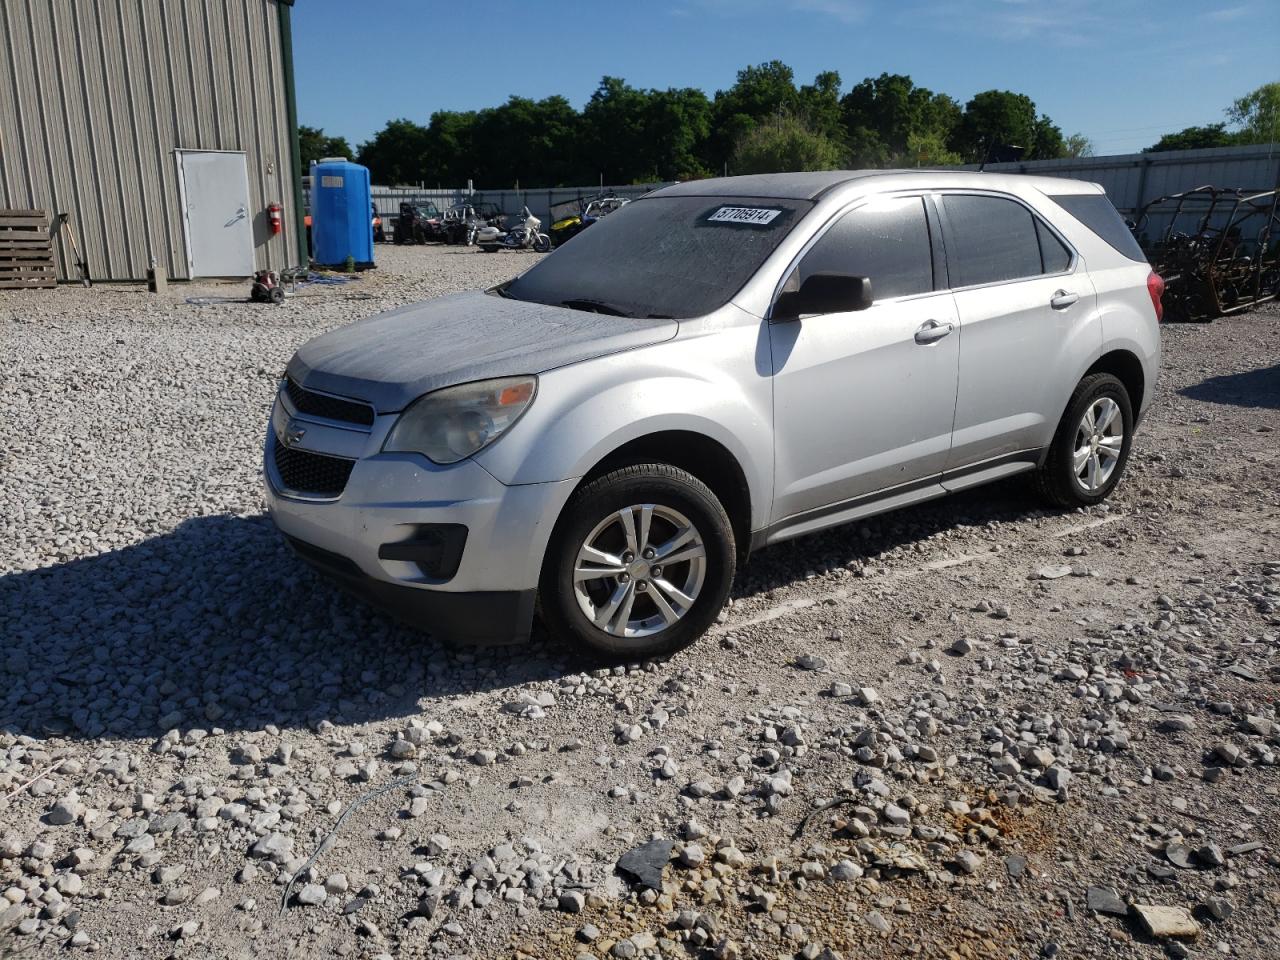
[0,0,298,281]
[966,143,1280,215]
[347,145,1279,242]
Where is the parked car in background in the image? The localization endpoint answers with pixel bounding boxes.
[550,195,630,246]
[266,170,1161,658]
[395,201,445,244]
[443,202,506,246]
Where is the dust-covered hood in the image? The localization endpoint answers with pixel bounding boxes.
[287,290,677,413]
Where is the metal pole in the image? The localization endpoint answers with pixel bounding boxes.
[277,0,308,267]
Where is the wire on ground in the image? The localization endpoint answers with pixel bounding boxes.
[278,773,418,917]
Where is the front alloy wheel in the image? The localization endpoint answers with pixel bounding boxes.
[573,504,707,638]
[541,463,735,658]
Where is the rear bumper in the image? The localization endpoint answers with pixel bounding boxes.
[284,534,536,643]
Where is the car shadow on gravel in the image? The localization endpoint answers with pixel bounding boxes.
[0,515,577,742]
[0,480,1066,743]
[1179,362,1280,409]
[733,476,1053,598]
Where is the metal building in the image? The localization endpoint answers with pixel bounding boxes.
[0,0,306,282]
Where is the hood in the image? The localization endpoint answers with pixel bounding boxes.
[287,290,677,413]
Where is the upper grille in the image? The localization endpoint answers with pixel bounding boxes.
[272,435,355,498]
[285,377,375,426]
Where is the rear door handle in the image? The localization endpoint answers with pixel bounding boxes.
[1050,289,1079,309]
[914,319,954,344]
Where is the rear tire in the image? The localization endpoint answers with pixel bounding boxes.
[1034,373,1134,508]
[539,464,735,659]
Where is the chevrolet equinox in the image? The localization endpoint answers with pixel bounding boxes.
[265,171,1162,657]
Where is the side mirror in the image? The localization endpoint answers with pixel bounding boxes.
[773,273,873,321]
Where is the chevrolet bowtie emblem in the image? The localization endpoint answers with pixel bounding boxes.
[283,421,307,447]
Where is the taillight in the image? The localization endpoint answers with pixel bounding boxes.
[1147,271,1165,322]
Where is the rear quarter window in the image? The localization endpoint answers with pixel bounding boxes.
[1049,193,1148,263]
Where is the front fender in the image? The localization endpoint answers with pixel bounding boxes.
[474,323,774,531]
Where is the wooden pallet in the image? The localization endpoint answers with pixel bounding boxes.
[0,210,55,289]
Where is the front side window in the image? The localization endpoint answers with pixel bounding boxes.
[792,196,934,301]
[941,194,1048,287]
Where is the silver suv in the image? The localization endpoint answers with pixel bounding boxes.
[265,171,1162,657]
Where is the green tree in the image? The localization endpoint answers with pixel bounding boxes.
[732,112,845,175]
[1063,133,1094,158]
[298,125,352,169]
[1227,81,1280,143]
[356,119,430,185]
[421,110,478,186]
[1031,114,1066,159]
[580,76,653,184]
[840,73,961,167]
[642,87,713,181]
[904,130,962,167]
[467,95,580,187]
[951,90,1038,162]
[798,70,844,143]
[709,61,800,172]
[1145,123,1237,153]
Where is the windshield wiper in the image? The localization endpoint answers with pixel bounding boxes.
[558,298,632,317]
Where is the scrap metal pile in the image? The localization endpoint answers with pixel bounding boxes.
[1132,186,1280,322]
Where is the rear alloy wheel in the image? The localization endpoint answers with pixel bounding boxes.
[541,464,735,658]
[1034,372,1134,508]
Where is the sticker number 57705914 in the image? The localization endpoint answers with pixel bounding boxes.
[707,206,782,225]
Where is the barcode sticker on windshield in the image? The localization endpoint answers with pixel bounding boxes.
[707,206,782,225]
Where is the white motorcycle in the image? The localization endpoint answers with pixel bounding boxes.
[476,206,551,253]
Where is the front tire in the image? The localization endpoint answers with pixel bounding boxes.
[539,464,735,658]
[1034,373,1134,508]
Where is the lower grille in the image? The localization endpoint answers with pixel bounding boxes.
[271,435,355,498]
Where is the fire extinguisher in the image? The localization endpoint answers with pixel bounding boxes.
[267,201,283,235]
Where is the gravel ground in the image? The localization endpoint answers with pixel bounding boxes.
[1,245,1278,960]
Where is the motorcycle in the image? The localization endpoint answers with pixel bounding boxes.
[476,206,551,253]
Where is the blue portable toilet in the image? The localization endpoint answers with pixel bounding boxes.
[311,157,375,269]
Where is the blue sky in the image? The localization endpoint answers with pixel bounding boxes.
[293,0,1279,157]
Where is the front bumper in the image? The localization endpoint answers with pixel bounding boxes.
[282,533,537,643]
[263,408,576,642]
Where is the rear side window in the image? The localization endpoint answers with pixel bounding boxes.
[1049,193,1148,262]
[796,196,934,300]
[1036,219,1072,273]
[940,195,1043,286]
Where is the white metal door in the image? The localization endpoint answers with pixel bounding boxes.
[177,150,254,277]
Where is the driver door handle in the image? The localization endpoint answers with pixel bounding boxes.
[914,319,954,344]
[1050,289,1079,309]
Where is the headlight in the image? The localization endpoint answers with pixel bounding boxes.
[382,376,536,464]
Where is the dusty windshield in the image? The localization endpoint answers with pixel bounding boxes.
[502,195,810,318]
